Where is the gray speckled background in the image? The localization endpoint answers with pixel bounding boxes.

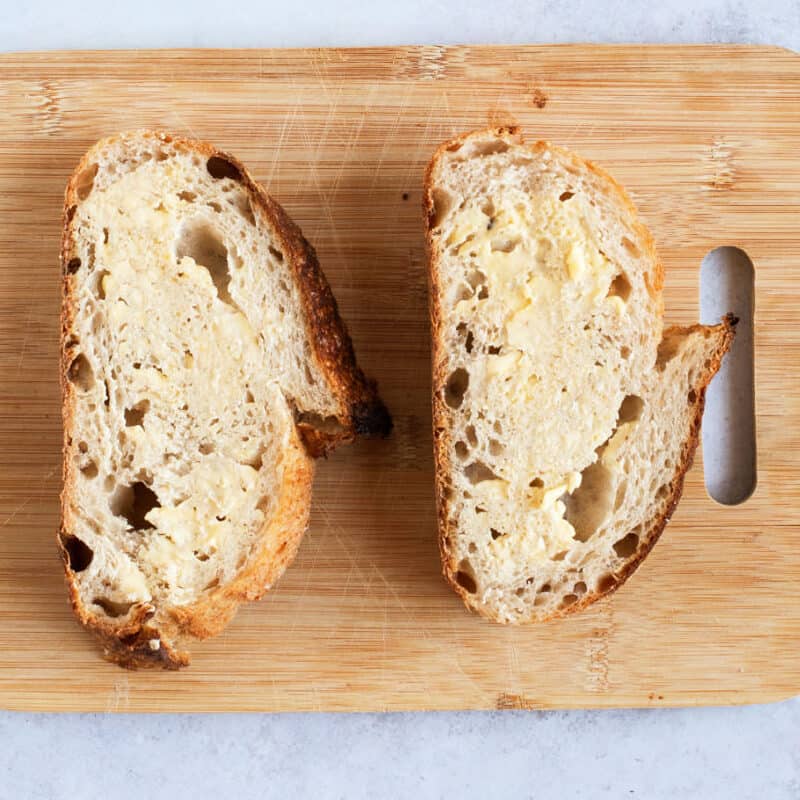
[2,2,798,797]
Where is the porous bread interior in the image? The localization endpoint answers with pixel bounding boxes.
[430,131,727,622]
[63,134,339,621]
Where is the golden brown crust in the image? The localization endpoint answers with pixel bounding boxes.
[233,159,392,451]
[425,127,733,623]
[60,131,389,667]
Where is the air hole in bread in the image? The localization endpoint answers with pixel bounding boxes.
[563,461,614,542]
[66,257,81,274]
[488,439,504,456]
[465,331,474,353]
[455,559,478,593]
[242,449,264,470]
[607,272,632,302]
[245,389,255,403]
[430,187,455,228]
[552,550,568,561]
[613,532,639,558]
[236,195,256,225]
[688,388,697,404]
[464,461,500,484]
[468,138,510,157]
[268,245,284,263]
[207,201,222,213]
[559,191,575,202]
[621,236,640,258]
[561,593,578,608]
[539,582,552,593]
[94,270,109,300]
[296,410,347,435]
[61,535,93,572]
[206,155,243,182]
[574,581,587,596]
[456,323,475,354]
[198,442,215,455]
[93,597,134,618]
[480,198,496,217]
[529,477,544,489]
[194,550,211,562]
[110,482,160,531]
[446,142,463,153]
[466,269,486,292]
[477,285,489,300]
[490,237,520,253]
[468,542,477,554]
[454,440,469,460]
[614,480,627,512]
[75,163,99,200]
[124,399,150,428]
[465,425,478,447]
[89,312,104,336]
[444,368,469,409]
[80,460,99,479]
[175,219,234,307]
[490,528,505,540]
[657,483,670,500]
[618,394,644,424]
[620,345,631,360]
[67,354,94,392]
[177,190,196,202]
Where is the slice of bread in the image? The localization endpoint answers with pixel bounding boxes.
[424,127,734,623]
[60,131,391,667]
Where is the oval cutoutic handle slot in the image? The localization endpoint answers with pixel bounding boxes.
[699,246,756,505]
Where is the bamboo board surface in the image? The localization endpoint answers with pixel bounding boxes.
[0,45,798,712]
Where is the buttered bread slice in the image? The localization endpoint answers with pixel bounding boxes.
[425,127,734,623]
[60,131,390,667]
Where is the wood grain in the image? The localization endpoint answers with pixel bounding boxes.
[0,45,798,712]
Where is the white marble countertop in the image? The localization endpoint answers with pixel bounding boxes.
[2,1,798,797]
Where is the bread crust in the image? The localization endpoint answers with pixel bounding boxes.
[60,131,390,667]
[424,128,734,623]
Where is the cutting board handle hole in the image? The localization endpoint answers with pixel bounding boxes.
[699,246,756,505]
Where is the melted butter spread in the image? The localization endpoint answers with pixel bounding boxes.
[446,191,632,567]
[79,162,275,602]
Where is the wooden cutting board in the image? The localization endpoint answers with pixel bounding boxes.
[0,45,798,712]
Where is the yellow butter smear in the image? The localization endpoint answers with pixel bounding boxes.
[79,161,270,603]
[447,191,630,568]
